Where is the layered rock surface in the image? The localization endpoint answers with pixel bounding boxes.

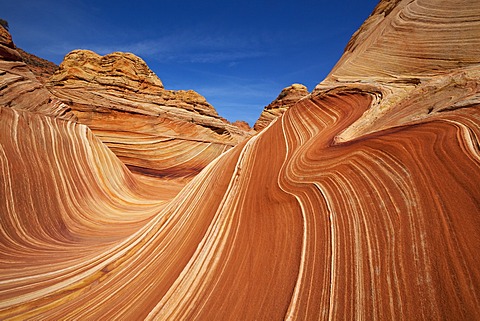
[16,47,59,84]
[47,49,253,178]
[253,83,309,131]
[1,0,480,320]
[0,25,74,120]
[315,0,480,142]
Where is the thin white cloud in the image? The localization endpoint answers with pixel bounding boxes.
[36,27,277,64]
[105,29,271,63]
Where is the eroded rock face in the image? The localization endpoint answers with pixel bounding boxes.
[0,25,74,120]
[1,0,480,320]
[315,0,480,142]
[16,47,59,84]
[0,24,20,61]
[50,50,165,93]
[231,120,252,131]
[47,49,252,178]
[253,83,309,131]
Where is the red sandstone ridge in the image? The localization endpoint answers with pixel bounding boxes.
[253,83,309,131]
[0,23,19,61]
[0,1,480,320]
[16,47,59,84]
[0,25,74,120]
[231,120,252,131]
[315,0,480,143]
[46,49,252,178]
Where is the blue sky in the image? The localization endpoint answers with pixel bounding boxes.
[2,0,378,125]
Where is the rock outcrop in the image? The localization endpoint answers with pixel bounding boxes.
[16,47,59,84]
[0,24,20,61]
[253,83,309,131]
[0,25,73,119]
[50,50,165,93]
[1,1,480,320]
[47,49,252,178]
[231,120,252,131]
[315,0,480,143]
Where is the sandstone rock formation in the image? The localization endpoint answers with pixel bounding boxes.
[16,47,59,84]
[253,83,309,131]
[1,0,480,320]
[46,49,253,178]
[0,25,73,120]
[315,0,480,142]
[231,120,252,131]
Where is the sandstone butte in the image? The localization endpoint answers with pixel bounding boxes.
[0,0,479,320]
[253,83,309,131]
[45,49,254,180]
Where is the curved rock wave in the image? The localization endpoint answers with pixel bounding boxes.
[1,0,480,319]
[1,89,479,319]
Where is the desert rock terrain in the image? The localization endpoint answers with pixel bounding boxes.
[46,49,253,179]
[253,83,309,131]
[0,0,479,320]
